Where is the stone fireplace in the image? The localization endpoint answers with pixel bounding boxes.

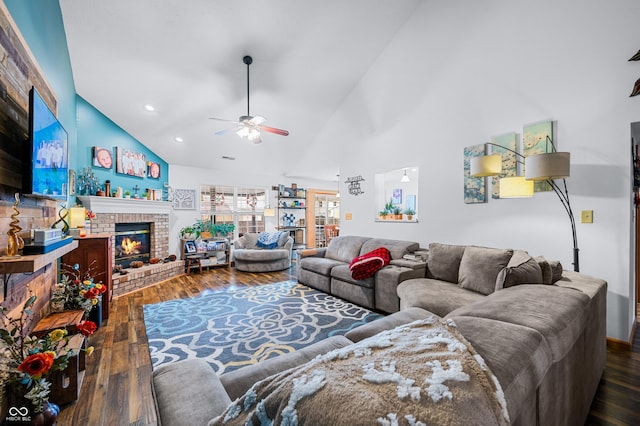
[77,196,182,296]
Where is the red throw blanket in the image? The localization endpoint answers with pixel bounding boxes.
[349,247,391,280]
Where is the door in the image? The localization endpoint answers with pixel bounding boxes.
[305,189,339,248]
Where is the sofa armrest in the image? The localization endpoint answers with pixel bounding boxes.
[296,247,327,259]
[375,264,427,313]
[283,236,294,250]
[233,237,246,249]
[389,259,428,270]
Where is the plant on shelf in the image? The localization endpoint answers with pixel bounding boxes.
[213,223,235,238]
[378,210,389,220]
[180,225,198,240]
[404,208,415,220]
[392,206,402,220]
[0,296,77,416]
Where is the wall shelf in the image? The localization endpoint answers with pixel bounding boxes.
[0,240,78,274]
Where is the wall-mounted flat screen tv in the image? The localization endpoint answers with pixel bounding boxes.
[28,87,68,199]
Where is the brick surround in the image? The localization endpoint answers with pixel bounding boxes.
[77,196,181,296]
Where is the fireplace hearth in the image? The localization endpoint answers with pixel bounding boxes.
[115,222,151,268]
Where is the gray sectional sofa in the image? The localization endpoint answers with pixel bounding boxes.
[152,241,607,426]
[232,232,293,272]
[296,235,427,312]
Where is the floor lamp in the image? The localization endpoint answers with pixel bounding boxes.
[471,138,579,272]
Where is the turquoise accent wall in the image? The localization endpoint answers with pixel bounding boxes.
[76,96,168,197]
[5,0,169,200]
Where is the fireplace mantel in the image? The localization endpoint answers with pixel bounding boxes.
[77,196,173,215]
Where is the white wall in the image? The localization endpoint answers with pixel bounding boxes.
[310,0,640,341]
[168,164,333,255]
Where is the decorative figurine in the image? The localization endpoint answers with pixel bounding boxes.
[6,193,24,256]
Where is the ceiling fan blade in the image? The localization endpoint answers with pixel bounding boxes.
[259,125,289,136]
[215,126,241,136]
[209,117,238,123]
[248,115,266,125]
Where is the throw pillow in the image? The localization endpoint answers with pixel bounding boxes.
[458,246,513,295]
[427,243,466,283]
[495,250,543,291]
[548,260,564,283]
[534,256,553,284]
[349,247,391,280]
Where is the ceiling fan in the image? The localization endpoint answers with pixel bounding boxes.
[209,55,289,144]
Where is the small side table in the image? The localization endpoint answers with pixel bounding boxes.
[185,255,203,275]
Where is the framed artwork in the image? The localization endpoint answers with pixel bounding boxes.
[115,147,146,178]
[172,188,197,210]
[92,146,113,169]
[184,240,197,254]
[523,121,553,192]
[392,188,402,205]
[147,161,161,179]
[464,144,487,204]
[68,169,76,196]
[490,132,517,199]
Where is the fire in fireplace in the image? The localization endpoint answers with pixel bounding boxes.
[115,222,151,268]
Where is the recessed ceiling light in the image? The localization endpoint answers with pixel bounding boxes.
[174,136,184,143]
[144,104,155,112]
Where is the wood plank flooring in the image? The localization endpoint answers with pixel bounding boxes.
[57,267,640,425]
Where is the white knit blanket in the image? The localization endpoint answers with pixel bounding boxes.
[210,316,509,426]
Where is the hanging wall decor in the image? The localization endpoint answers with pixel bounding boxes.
[345,175,365,196]
[490,132,518,199]
[463,144,487,204]
[523,121,553,192]
[629,49,640,97]
[172,189,196,210]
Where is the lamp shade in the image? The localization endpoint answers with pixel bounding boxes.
[264,208,275,217]
[525,152,570,181]
[499,176,534,198]
[69,207,86,228]
[470,154,502,177]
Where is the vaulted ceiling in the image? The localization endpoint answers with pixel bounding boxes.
[59,0,421,181]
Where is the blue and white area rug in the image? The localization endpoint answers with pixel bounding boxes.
[143,281,383,374]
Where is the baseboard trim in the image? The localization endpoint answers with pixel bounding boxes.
[607,337,631,351]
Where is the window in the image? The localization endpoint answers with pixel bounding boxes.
[200,185,268,237]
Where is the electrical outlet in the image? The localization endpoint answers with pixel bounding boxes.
[581,210,593,223]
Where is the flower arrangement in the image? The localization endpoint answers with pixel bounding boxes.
[0,296,95,413]
[51,262,106,316]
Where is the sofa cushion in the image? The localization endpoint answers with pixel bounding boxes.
[299,256,345,276]
[534,256,553,284]
[495,250,543,291]
[325,235,371,263]
[220,335,352,401]
[427,242,466,283]
[233,248,289,262]
[449,316,552,422]
[239,233,259,249]
[331,264,375,288]
[397,278,486,317]
[447,284,591,362]
[349,247,391,280]
[359,238,419,260]
[458,246,513,295]
[345,307,433,342]
[548,260,563,283]
[153,359,231,426]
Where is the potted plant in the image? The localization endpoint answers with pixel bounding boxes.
[404,208,415,220]
[213,223,235,238]
[378,210,389,220]
[180,225,198,240]
[393,206,402,220]
[124,190,131,199]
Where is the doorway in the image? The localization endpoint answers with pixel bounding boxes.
[305,189,340,248]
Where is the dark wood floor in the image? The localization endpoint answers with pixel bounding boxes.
[57,267,640,425]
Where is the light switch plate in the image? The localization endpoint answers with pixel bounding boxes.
[345,213,353,220]
[581,210,593,223]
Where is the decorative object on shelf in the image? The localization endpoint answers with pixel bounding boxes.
[470,133,578,271]
[68,169,77,196]
[463,144,488,204]
[7,193,25,257]
[345,175,365,196]
[172,188,196,210]
[54,262,105,316]
[77,167,100,196]
[50,205,70,236]
[404,208,415,220]
[130,261,144,268]
[0,296,75,417]
[282,213,296,228]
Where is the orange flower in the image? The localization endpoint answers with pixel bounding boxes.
[17,352,55,377]
[77,320,97,336]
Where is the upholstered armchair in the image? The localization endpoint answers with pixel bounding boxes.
[232,232,293,272]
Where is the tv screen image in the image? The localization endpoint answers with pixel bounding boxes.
[29,87,68,199]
